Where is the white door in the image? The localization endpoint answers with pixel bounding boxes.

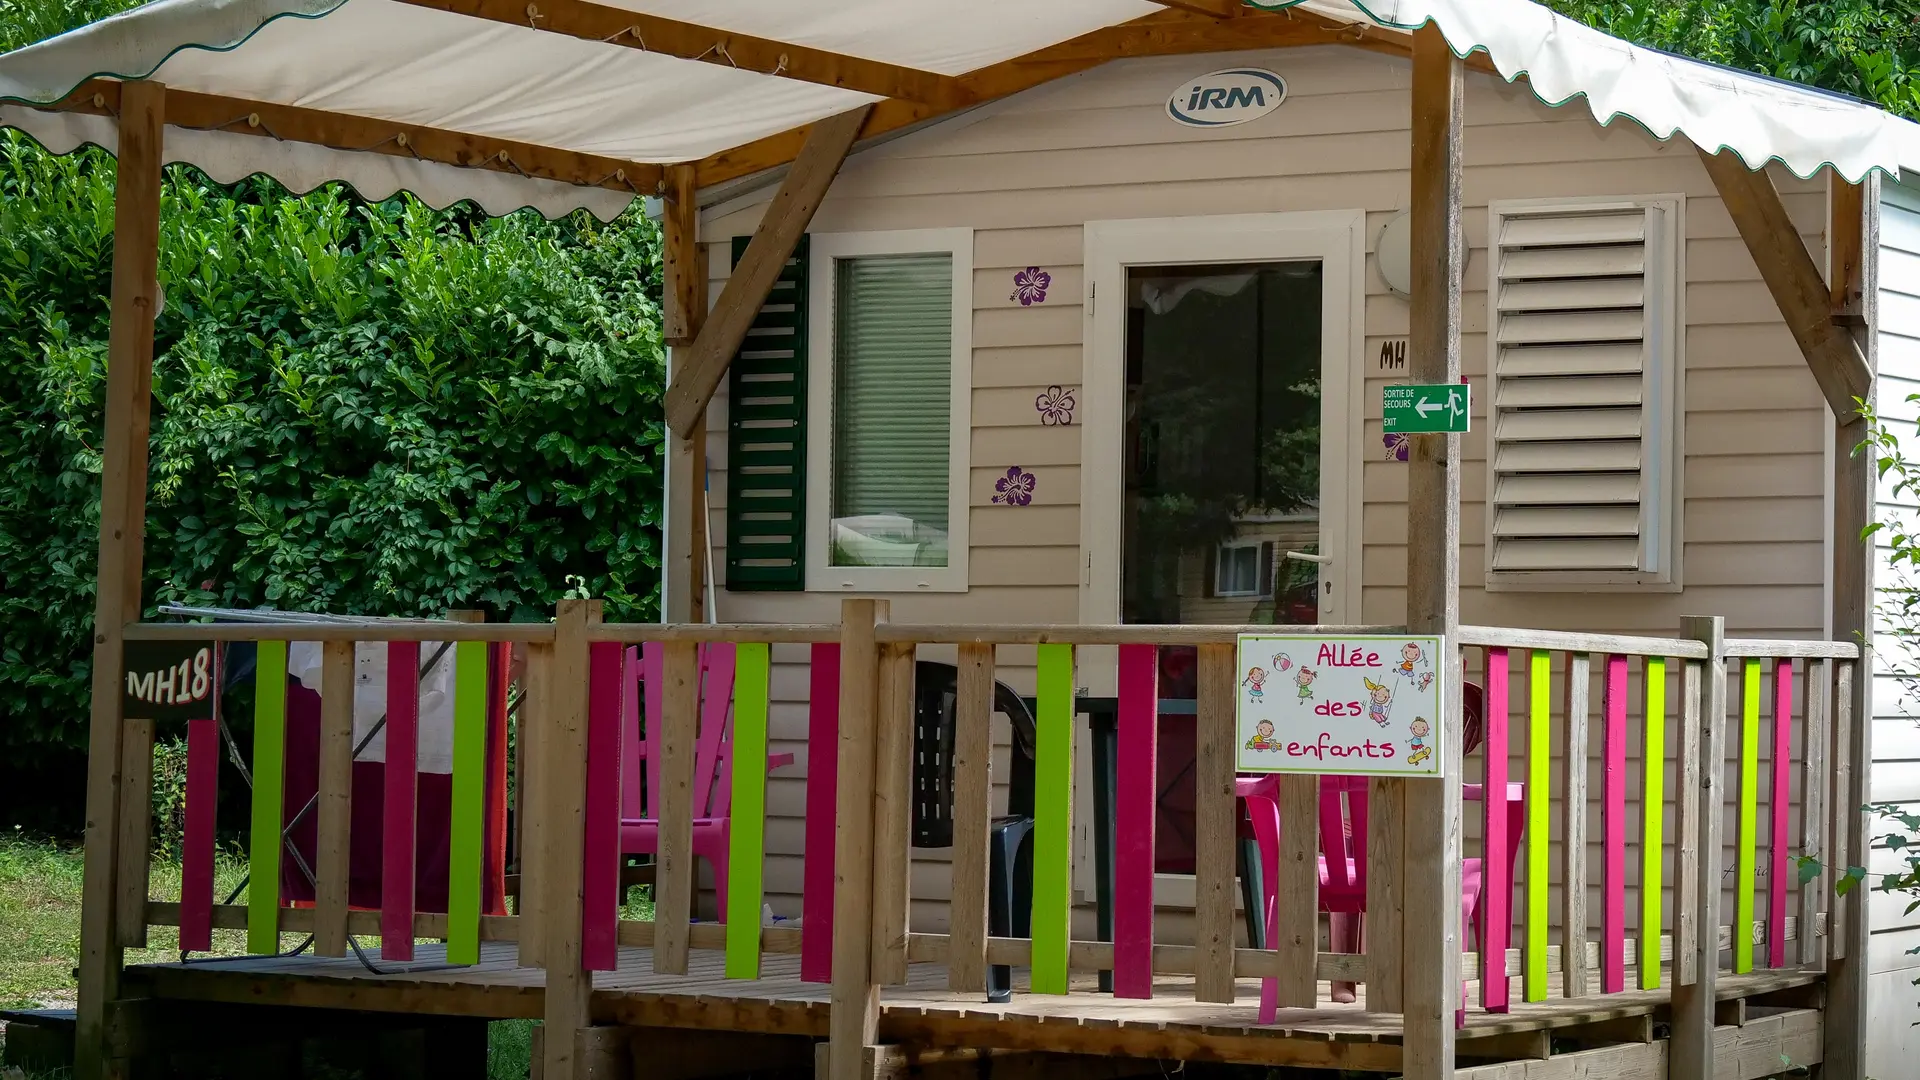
[1080,212,1365,635]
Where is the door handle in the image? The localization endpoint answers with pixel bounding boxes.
[1284,550,1331,565]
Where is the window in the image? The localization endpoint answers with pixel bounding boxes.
[1485,196,1683,589]
[1212,541,1271,598]
[806,230,973,592]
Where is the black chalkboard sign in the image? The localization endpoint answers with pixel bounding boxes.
[122,640,217,721]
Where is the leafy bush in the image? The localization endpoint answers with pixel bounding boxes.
[1546,0,1920,117]
[0,137,665,828]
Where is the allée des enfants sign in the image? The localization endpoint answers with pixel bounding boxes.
[122,640,218,722]
[1235,633,1446,777]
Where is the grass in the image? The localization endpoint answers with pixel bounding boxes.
[0,834,657,1079]
[0,830,253,1012]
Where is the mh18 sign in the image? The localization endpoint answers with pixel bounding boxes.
[123,640,217,721]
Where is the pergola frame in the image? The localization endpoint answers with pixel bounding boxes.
[35,4,1876,1079]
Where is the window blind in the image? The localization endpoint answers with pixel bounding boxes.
[829,253,954,568]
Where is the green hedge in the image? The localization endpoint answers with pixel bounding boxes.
[0,135,666,827]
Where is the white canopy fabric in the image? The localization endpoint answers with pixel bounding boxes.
[2,0,1917,220]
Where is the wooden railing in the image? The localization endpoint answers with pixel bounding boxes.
[109,601,1862,1078]
[1455,624,1856,1013]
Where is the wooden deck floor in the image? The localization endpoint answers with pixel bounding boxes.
[123,945,1824,1072]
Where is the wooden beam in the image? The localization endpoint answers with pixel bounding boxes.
[662,162,709,623]
[398,0,962,108]
[1824,173,1874,1080]
[830,599,884,1080]
[1401,23,1464,1080]
[75,77,164,1080]
[1696,147,1872,417]
[541,599,599,1080]
[663,106,869,437]
[663,165,703,348]
[1672,617,1728,1080]
[43,79,660,196]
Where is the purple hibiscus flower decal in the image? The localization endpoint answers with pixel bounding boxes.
[1010,267,1052,306]
[992,466,1037,506]
[1384,432,1409,462]
[1035,385,1076,426]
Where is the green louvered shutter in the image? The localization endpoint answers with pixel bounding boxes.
[724,235,808,591]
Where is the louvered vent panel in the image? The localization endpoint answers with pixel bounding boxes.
[1490,207,1657,574]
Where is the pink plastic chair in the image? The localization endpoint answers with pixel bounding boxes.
[1238,775,1525,1005]
[618,642,794,921]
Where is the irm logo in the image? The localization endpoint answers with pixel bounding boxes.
[1166,68,1287,128]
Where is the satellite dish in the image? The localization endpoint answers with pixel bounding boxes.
[1377,210,1411,298]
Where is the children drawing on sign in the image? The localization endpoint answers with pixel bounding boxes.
[1270,653,1294,673]
[1242,666,1268,703]
[1245,719,1278,752]
[1395,642,1428,682]
[1363,677,1393,727]
[1407,717,1432,766]
[1294,666,1318,700]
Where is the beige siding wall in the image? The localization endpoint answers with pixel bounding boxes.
[689,45,1832,932]
[1868,178,1920,1076]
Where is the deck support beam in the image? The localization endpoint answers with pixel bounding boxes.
[1673,617,1728,1080]
[1696,147,1872,417]
[662,164,709,623]
[541,599,601,1080]
[75,78,166,1080]
[1398,24,1464,1078]
[831,599,887,1080]
[1823,173,1875,1080]
[663,106,869,438]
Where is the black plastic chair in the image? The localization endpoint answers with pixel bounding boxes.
[910,660,1037,1003]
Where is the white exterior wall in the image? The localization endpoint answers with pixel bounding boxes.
[1868,177,1920,1077]
[687,45,1834,937]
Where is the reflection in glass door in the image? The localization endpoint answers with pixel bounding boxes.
[1120,260,1324,875]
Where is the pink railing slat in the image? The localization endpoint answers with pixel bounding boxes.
[382,640,421,961]
[801,642,841,983]
[621,646,643,821]
[1769,658,1793,969]
[693,643,738,818]
[641,643,665,819]
[1114,643,1159,1000]
[179,712,219,953]
[1602,653,1628,995]
[582,641,624,971]
[1482,647,1512,1012]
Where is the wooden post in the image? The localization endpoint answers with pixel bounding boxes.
[1673,616,1728,1079]
[870,641,915,986]
[542,598,601,1080]
[113,717,156,949]
[947,643,994,993]
[1401,24,1464,1077]
[663,163,709,624]
[1193,642,1238,1004]
[830,599,884,1080]
[653,640,700,973]
[313,640,356,957]
[76,78,165,1080]
[1825,173,1874,1080]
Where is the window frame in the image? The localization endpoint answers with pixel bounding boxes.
[804,228,974,594]
[1212,540,1265,598]
[1482,194,1686,593]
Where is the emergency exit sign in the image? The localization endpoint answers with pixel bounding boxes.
[1382,383,1471,434]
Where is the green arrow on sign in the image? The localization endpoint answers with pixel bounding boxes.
[1382,382,1471,434]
